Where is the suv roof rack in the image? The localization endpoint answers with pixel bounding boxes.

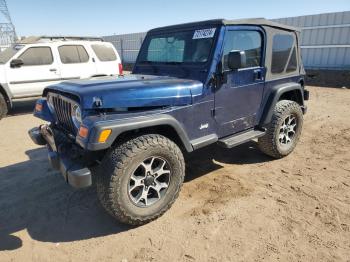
[17,36,103,44]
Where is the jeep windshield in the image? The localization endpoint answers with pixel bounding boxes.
[0,44,24,64]
[137,27,217,64]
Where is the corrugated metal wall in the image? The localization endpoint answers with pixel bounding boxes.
[103,32,146,63]
[103,11,350,69]
[273,11,350,69]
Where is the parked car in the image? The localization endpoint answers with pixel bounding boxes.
[29,18,309,225]
[0,36,122,119]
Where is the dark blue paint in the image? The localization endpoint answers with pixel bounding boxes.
[33,98,55,122]
[46,75,203,109]
[36,21,305,144]
[214,25,267,137]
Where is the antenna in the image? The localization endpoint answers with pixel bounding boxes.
[0,0,17,50]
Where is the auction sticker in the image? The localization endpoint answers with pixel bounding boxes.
[193,28,216,39]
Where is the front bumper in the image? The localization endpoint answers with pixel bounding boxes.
[28,125,92,188]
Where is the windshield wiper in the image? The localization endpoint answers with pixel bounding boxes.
[165,62,189,77]
[138,60,158,74]
[164,61,182,64]
[139,60,155,64]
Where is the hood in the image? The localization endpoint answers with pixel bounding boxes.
[44,74,203,109]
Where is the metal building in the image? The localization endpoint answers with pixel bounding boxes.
[273,11,350,69]
[103,32,146,64]
[103,11,350,70]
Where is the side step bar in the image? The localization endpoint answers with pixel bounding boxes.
[217,129,266,149]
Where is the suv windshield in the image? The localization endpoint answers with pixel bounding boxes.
[138,27,217,64]
[0,44,25,64]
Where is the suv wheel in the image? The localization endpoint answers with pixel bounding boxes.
[258,100,303,158]
[0,93,8,120]
[95,134,185,225]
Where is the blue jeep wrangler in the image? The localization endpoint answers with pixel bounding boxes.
[29,18,309,225]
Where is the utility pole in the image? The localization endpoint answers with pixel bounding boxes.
[0,0,17,50]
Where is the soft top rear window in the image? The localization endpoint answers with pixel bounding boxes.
[271,34,297,74]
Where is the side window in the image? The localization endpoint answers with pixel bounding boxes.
[286,47,297,72]
[91,44,117,61]
[222,30,262,70]
[76,46,89,62]
[271,34,297,74]
[58,45,89,64]
[18,47,53,66]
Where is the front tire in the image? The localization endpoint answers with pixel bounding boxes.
[258,100,303,158]
[0,93,8,120]
[95,134,185,225]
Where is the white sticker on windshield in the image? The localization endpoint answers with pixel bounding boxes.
[193,28,216,39]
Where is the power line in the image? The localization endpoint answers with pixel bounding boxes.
[0,0,17,50]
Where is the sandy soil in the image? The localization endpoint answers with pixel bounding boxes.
[0,86,349,262]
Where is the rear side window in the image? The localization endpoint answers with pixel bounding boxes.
[222,30,262,70]
[58,45,89,64]
[271,34,297,74]
[91,44,117,61]
[286,47,297,72]
[18,47,53,66]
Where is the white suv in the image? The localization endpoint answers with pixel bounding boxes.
[0,36,122,119]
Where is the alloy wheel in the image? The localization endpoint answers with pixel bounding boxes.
[128,156,171,207]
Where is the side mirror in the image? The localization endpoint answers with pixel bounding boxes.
[227,50,246,70]
[10,58,24,68]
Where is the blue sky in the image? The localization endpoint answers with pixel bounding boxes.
[7,0,350,37]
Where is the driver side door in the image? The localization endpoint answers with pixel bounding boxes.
[214,27,266,137]
[7,46,61,98]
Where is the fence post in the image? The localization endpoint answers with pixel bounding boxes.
[120,38,124,62]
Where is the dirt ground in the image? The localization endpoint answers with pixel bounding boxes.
[0,86,349,262]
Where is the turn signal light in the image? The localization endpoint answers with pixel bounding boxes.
[35,103,43,112]
[98,129,112,143]
[78,126,89,138]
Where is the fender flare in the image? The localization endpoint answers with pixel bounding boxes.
[0,83,13,109]
[80,114,194,152]
[259,83,304,126]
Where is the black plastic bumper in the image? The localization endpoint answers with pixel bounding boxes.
[28,127,47,145]
[28,125,92,188]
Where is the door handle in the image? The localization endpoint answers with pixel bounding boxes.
[253,69,263,81]
[49,68,57,72]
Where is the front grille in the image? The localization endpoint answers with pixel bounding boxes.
[49,93,77,134]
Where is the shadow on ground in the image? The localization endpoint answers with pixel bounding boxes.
[0,148,132,251]
[7,98,38,117]
[0,141,271,251]
[185,141,271,182]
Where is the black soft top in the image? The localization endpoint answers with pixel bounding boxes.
[149,18,299,33]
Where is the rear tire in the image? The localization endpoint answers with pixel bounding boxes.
[95,134,185,225]
[0,93,8,120]
[258,100,303,158]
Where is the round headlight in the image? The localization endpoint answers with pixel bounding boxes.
[71,103,82,128]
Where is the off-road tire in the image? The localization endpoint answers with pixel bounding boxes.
[258,100,303,158]
[95,134,185,225]
[0,93,8,120]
